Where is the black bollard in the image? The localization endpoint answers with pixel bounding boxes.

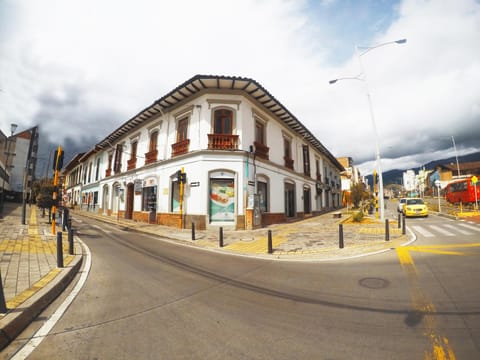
[57,231,64,268]
[0,270,7,313]
[68,218,72,231]
[268,230,273,254]
[402,215,406,235]
[68,227,74,255]
[398,213,401,228]
[62,209,66,231]
[191,222,196,241]
[219,227,224,247]
[339,224,344,249]
[385,219,390,241]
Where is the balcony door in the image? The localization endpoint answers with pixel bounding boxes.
[214,109,233,135]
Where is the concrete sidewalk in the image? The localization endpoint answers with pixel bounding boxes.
[0,202,82,350]
[73,207,411,261]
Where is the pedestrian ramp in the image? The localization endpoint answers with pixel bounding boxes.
[410,223,480,238]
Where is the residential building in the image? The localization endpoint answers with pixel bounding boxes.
[63,75,344,230]
[403,170,416,194]
[337,157,361,206]
[0,126,39,202]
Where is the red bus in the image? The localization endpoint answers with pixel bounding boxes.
[445,177,480,205]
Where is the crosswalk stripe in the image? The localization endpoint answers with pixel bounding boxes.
[411,225,434,237]
[458,223,480,232]
[428,225,454,236]
[443,224,472,236]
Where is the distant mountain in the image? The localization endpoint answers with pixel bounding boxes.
[366,151,480,185]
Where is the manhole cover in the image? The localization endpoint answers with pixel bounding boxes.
[358,277,390,289]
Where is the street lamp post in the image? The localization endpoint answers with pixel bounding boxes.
[0,123,18,217]
[329,39,406,221]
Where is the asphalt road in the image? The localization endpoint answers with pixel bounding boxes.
[3,211,480,359]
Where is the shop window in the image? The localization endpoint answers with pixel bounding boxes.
[257,180,268,212]
[142,186,157,211]
[209,177,235,222]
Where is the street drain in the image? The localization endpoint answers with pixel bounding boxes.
[358,277,390,289]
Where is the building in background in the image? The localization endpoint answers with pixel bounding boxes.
[10,127,39,201]
[337,157,361,206]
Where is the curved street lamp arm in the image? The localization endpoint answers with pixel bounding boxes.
[357,38,407,57]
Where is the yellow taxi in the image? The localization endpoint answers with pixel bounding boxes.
[402,198,429,217]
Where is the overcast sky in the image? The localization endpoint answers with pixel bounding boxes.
[1,0,479,176]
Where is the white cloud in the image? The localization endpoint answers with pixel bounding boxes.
[0,0,479,175]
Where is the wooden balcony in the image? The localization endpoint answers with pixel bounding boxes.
[254,141,269,160]
[284,157,294,170]
[172,139,190,156]
[144,149,158,165]
[208,134,239,150]
[127,158,137,171]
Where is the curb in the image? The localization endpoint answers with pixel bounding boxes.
[0,254,83,351]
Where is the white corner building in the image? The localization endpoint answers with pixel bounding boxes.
[63,75,344,230]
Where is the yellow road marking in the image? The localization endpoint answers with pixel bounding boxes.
[397,245,459,359]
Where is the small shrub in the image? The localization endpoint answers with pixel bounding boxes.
[352,211,364,222]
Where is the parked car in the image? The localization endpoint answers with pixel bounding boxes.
[402,198,429,217]
[397,198,407,213]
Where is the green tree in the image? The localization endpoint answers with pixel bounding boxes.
[33,178,56,218]
[350,182,369,209]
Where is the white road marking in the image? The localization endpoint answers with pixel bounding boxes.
[429,225,454,236]
[458,223,480,232]
[411,225,434,237]
[11,237,92,360]
[443,224,473,236]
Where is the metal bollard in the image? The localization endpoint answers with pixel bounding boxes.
[267,230,273,254]
[68,227,74,255]
[0,271,7,313]
[57,231,64,268]
[385,219,390,241]
[219,227,224,247]
[62,209,66,231]
[402,215,406,235]
[398,214,401,228]
[191,222,196,241]
[339,224,344,249]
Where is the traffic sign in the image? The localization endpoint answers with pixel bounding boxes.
[471,175,478,185]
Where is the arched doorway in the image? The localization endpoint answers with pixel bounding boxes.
[125,183,134,219]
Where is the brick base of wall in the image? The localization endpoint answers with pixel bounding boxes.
[262,212,285,226]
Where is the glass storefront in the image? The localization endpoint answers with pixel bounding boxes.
[209,178,235,222]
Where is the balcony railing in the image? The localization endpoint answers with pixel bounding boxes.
[144,149,158,165]
[284,156,294,170]
[172,139,190,156]
[127,158,137,171]
[208,134,239,150]
[254,141,269,160]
